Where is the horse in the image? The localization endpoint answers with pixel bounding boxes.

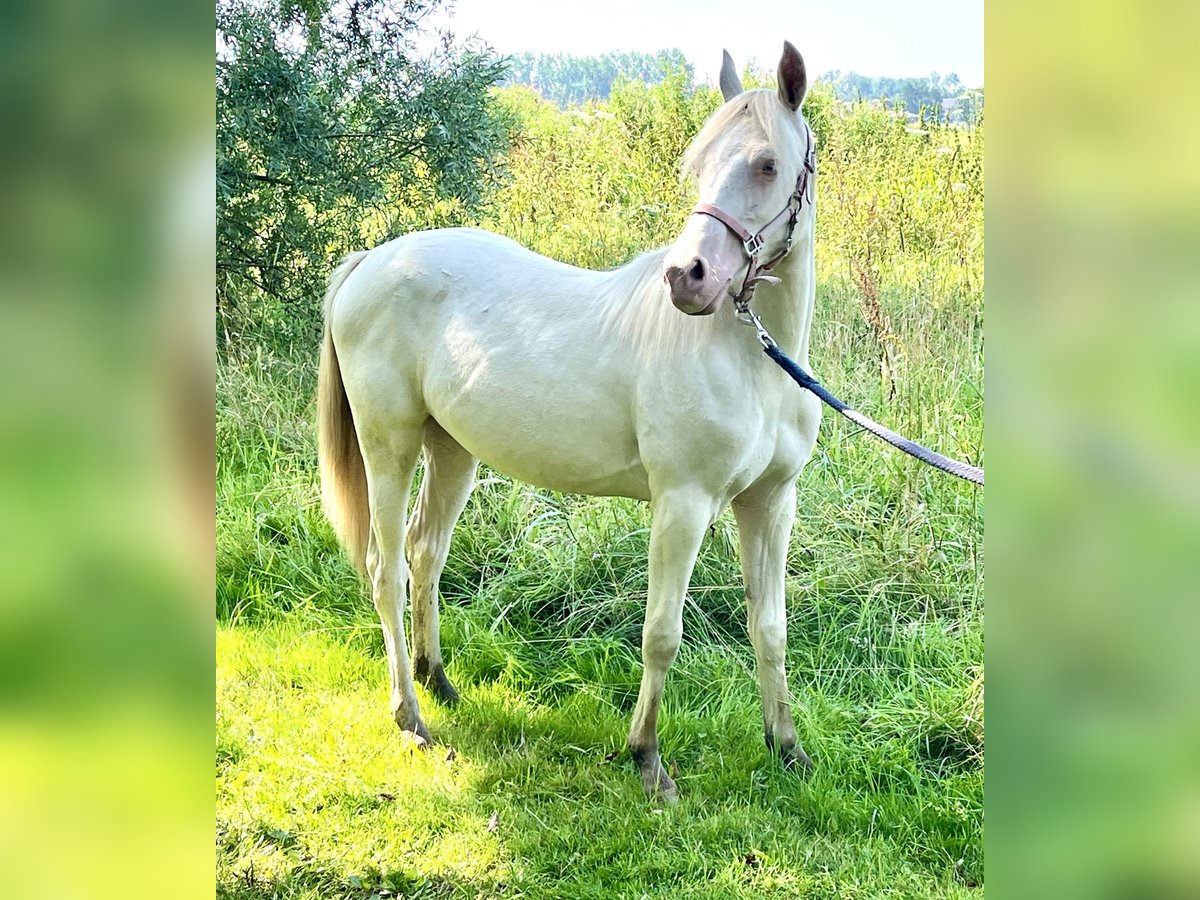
[317,42,820,801]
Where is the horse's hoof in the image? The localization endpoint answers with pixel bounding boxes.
[395,711,433,747]
[427,671,460,705]
[402,723,433,748]
[766,730,813,773]
[642,766,679,803]
[415,659,460,705]
[633,749,679,803]
[782,746,814,774]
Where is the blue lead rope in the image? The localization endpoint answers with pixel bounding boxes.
[762,342,985,486]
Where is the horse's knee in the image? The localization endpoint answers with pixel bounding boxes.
[406,530,442,583]
[757,617,787,650]
[369,564,408,614]
[643,622,682,669]
[370,554,408,600]
[750,611,788,668]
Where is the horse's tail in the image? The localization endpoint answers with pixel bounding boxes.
[317,250,371,577]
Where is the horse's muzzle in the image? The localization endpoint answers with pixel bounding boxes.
[664,258,725,315]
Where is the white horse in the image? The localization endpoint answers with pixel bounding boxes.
[318,42,821,801]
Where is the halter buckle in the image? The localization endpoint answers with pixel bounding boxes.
[743,233,765,257]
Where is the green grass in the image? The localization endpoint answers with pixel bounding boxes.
[216,616,981,899]
[217,89,983,898]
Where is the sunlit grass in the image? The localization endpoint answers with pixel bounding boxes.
[218,618,981,898]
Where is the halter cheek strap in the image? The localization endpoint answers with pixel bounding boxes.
[690,125,815,315]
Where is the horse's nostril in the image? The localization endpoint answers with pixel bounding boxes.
[688,259,705,282]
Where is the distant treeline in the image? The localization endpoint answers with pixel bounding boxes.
[821,70,982,122]
[499,50,693,107]
[500,51,982,122]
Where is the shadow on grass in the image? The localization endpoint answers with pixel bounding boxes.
[216,845,508,900]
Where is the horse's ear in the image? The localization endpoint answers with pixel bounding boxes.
[777,41,807,111]
[719,50,744,101]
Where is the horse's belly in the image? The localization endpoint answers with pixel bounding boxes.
[434,410,651,499]
[425,368,651,500]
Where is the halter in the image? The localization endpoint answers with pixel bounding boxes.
[690,124,815,323]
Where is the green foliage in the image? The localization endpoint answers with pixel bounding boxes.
[217,66,984,897]
[218,622,982,898]
[816,90,984,295]
[501,49,694,106]
[480,74,721,267]
[216,0,511,349]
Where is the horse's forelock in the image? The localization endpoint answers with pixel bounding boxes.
[682,89,807,181]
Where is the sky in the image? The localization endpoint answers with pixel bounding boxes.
[419,0,983,87]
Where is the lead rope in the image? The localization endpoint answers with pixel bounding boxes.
[741,307,984,486]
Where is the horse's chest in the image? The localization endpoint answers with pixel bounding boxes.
[637,391,814,500]
[728,417,808,483]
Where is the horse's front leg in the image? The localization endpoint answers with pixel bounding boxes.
[628,488,716,802]
[732,481,812,771]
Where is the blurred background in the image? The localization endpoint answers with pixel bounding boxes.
[0,2,214,898]
[0,0,1195,897]
[986,2,1200,897]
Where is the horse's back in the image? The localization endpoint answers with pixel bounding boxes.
[330,226,620,356]
[339,227,586,305]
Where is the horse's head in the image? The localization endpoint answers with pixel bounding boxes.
[663,42,813,315]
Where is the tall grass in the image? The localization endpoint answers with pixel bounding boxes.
[217,77,984,898]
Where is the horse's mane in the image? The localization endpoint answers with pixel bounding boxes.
[597,90,806,356]
[596,246,721,356]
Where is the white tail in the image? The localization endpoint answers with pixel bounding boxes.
[316,251,370,575]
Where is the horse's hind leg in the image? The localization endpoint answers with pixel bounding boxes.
[360,423,430,741]
[409,419,478,704]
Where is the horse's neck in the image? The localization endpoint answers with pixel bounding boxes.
[597,240,814,363]
[752,234,816,367]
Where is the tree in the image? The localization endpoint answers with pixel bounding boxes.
[216,0,511,346]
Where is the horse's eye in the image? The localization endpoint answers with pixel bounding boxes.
[761,160,777,176]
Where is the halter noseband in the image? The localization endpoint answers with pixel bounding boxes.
[690,125,815,318]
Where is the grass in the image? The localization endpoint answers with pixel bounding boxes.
[217,86,983,897]
[216,617,981,899]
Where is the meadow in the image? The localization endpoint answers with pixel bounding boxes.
[217,77,984,898]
